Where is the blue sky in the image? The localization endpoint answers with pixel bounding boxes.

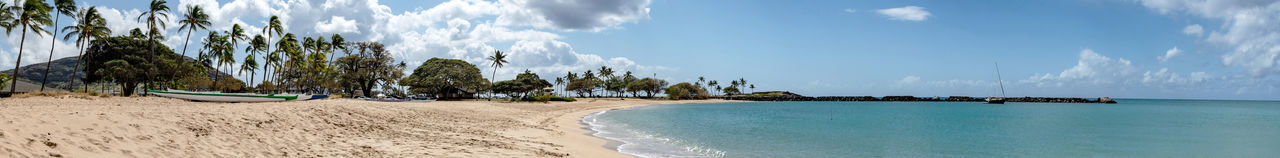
[2,0,1278,100]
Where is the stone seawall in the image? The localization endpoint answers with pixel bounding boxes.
[718,96,1117,103]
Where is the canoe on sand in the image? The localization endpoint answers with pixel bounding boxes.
[148,89,301,102]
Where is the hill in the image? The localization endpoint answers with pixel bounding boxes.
[2,56,238,91]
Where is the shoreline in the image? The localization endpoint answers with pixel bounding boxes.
[544,99,737,158]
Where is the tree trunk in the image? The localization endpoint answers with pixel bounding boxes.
[40,14,62,92]
[70,39,86,91]
[10,27,30,94]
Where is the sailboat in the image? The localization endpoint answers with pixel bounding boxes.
[985,62,1007,104]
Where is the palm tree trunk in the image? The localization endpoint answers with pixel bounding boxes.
[490,66,497,101]
[40,14,62,92]
[180,29,194,62]
[10,27,30,93]
[71,39,86,91]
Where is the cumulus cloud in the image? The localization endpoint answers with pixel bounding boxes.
[844,9,857,13]
[877,6,930,21]
[514,0,653,31]
[1157,47,1183,62]
[1023,49,1142,86]
[315,16,359,34]
[1182,24,1203,36]
[1139,0,1280,76]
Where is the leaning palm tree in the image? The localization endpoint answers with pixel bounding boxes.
[177,5,210,62]
[38,0,74,91]
[137,0,169,91]
[261,15,283,86]
[7,0,53,94]
[62,6,109,91]
[486,50,508,100]
[328,34,345,64]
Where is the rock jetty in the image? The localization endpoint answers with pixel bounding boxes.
[720,91,1118,104]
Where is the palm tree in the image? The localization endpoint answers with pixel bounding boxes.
[177,5,209,62]
[554,77,564,96]
[137,0,169,91]
[261,15,282,88]
[7,0,53,94]
[245,35,265,90]
[276,33,299,92]
[708,80,718,96]
[0,2,15,31]
[62,6,109,92]
[328,34,344,64]
[486,50,508,100]
[38,0,75,91]
[225,24,246,87]
[749,84,755,94]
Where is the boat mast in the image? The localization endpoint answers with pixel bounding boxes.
[995,62,1006,97]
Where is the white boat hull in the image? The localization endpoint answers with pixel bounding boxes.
[149,90,298,102]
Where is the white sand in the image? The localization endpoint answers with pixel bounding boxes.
[0,96,731,157]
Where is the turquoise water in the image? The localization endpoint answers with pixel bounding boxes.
[584,100,1280,157]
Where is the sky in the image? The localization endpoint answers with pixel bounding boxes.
[2,0,1279,100]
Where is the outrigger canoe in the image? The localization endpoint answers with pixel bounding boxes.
[148,89,326,102]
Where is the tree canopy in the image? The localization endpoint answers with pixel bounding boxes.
[665,82,708,100]
[334,42,402,97]
[402,58,488,99]
[492,70,552,99]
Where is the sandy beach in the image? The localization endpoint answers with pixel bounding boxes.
[0,96,732,157]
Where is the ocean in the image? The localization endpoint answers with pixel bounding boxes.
[583,100,1280,157]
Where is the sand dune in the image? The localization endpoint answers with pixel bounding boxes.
[0,96,730,157]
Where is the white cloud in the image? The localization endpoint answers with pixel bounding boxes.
[1182,24,1203,36]
[1157,47,1183,62]
[898,75,921,84]
[315,16,359,33]
[844,9,857,13]
[164,0,660,81]
[877,6,930,21]
[1139,0,1280,76]
[1023,49,1141,86]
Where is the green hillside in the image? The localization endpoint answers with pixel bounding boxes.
[3,56,238,91]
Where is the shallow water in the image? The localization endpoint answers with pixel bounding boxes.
[587,100,1280,157]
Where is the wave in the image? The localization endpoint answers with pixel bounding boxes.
[582,109,725,158]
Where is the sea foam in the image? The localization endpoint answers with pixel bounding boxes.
[583,109,723,158]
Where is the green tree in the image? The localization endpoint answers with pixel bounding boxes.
[401,58,488,99]
[626,77,667,98]
[665,82,707,100]
[722,86,741,96]
[63,6,109,91]
[38,0,75,91]
[0,72,10,90]
[334,42,401,97]
[486,50,508,100]
[177,5,209,64]
[83,36,197,96]
[7,0,53,93]
[565,78,596,98]
[137,0,169,91]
